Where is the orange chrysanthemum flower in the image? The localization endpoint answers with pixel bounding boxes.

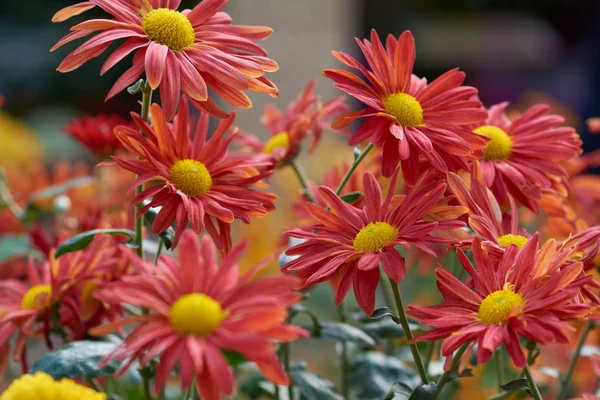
[113,98,276,252]
[408,236,592,368]
[91,231,308,400]
[323,29,488,182]
[467,102,582,212]
[52,0,278,120]
[64,113,133,158]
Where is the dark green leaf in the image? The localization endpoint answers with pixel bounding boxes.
[407,383,437,400]
[127,79,144,95]
[340,192,361,204]
[30,341,120,379]
[500,378,531,394]
[290,363,343,400]
[369,307,397,321]
[302,322,375,347]
[240,373,274,399]
[0,234,32,262]
[55,229,136,258]
[350,352,417,400]
[143,206,174,250]
[222,350,246,367]
[448,367,473,381]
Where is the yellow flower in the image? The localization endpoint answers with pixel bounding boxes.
[0,372,106,400]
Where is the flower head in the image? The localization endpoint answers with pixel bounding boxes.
[323,30,488,182]
[468,102,582,212]
[0,372,105,400]
[408,236,592,368]
[52,0,279,120]
[91,230,308,400]
[283,170,463,315]
[113,97,276,252]
[64,113,132,158]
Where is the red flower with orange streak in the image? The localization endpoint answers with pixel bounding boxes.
[91,231,308,400]
[52,0,278,120]
[112,98,276,252]
[323,30,488,183]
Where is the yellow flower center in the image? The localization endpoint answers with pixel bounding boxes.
[474,125,513,161]
[21,284,52,310]
[382,93,424,127]
[0,371,106,400]
[142,8,195,52]
[497,234,528,250]
[263,131,290,154]
[169,293,227,337]
[353,222,398,252]
[478,288,525,325]
[169,159,212,197]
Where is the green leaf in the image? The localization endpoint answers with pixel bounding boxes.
[127,79,145,95]
[143,206,174,250]
[0,234,32,262]
[302,322,375,347]
[28,177,96,204]
[408,382,437,400]
[351,352,417,400]
[30,341,120,379]
[290,363,343,400]
[340,192,361,204]
[500,378,531,395]
[240,373,274,399]
[223,350,247,367]
[353,146,361,160]
[369,307,397,321]
[55,229,136,258]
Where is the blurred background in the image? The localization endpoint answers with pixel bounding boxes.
[1,0,600,397]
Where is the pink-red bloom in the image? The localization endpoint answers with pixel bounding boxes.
[408,236,592,368]
[64,113,132,158]
[466,102,582,212]
[113,98,276,252]
[52,0,278,120]
[283,170,463,315]
[91,230,308,400]
[323,29,488,182]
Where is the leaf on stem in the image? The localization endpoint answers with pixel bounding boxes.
[55,229,136,258]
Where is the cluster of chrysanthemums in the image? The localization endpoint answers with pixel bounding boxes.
[1,0,600,399]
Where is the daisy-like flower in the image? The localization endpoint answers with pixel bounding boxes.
[0,371,106,400]
[52,0,279,120]
[407,236,592,368]
[113,97,276,252]
[283,170,464,315]
[323,29,488,182]
[236,79,348,166]
[468,101,582,212]
[91,230,308,400]
[64,113,133,158]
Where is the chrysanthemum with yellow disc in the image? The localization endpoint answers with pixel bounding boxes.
[469,101,582,212]
[0,372,106,400]
[113,99,276,252]
[51,0,279,120]
[284,170,464,315]
[91,230,308,400]
[323,29,488,183]
[408,236,591,368]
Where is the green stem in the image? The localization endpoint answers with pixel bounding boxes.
[0,173,24,219]
[290,160,316,203]
[556,320,594,400]
[282,343,293,400]
[523,362,543,400]
[154,238,164,264]
[143,374,153,400]
[496,349,505,391]
[135,83,153,259]
[86,377,101,392]
[335,143,374,195]
[387,278,429,384]
[183,382,195,400]
[433,342,469,400]
[337,301,349,399]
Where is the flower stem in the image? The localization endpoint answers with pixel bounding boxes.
[335,143,374,195]
[0,172,24,219]
[135,83,153,259]
[556,320,594,400]
[290,160,316,203]
[523,361,543,400]
[154,237,164,264]
[433,342,469,400]
[387,278,429,384]
[337,301,349,399]
[143,374,153,400]
[496,349,505,391]
[282,343,293,400]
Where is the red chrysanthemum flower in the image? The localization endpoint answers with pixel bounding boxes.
[236,79,348,166]
[91,230,308,400]
[407,236,592,368]
[467,102,582,212]
[52,0,278,120]
[283,170,464,315]
[113,97,276,252]
[322,29,488,182]
[64,113,133,158]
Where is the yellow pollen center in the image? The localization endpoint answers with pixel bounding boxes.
[353,222,398,252]
[142,8,195,51]
[497,234,528,250]
[169,293,227,337]
[382,93,424,127]
[478,288,525,324]
[21,284,52,310]
[169,159,212,197]
[263,131,290,154]
[474,125,513,161]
